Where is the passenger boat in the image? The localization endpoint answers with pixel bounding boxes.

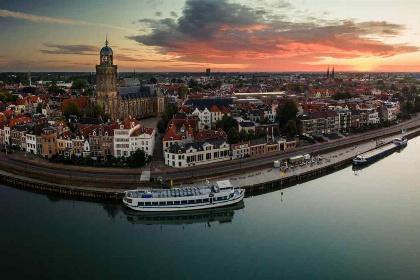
[123,180,245,212]
[353,136,408,166]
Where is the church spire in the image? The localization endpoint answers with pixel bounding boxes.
[105,34,109,47]
[332,66,335,79]
[327,66,330,79]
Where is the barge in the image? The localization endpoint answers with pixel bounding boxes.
[353,136,407,165]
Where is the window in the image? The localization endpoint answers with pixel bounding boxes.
[174,201,180,205]
[203,198,209,203]
[195,199,202,203]
[181,200,188,205]
[145,202,151,206]
[152,202,159,206]
[138,202,145,206]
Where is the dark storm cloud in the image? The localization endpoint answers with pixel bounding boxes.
[40,43,97,55]
[127,0,418,62]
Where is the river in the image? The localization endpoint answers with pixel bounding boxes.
[1,137,420,279]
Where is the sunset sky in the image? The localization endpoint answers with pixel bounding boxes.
[1,0,420,72]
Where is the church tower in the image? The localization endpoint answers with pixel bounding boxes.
[96,37,118,121]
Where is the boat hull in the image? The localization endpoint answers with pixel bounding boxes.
[124,189,245,212]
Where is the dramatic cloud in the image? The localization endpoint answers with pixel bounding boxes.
[0,9,137,32]
[127,0,419,69]
[40,43,97,55]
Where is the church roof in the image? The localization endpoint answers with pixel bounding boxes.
[118,85,163,100]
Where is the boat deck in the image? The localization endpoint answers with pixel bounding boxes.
[359,143,397,158]
[126,186,213,199]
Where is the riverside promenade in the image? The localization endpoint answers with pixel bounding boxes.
[1,116,420,199]
[184,128,420,193]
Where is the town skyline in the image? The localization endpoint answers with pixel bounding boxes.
[1,0,420,72]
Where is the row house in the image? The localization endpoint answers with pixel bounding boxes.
[41,127,58,159]
[113,118,155,158]
[335,109,352,132]
[162,116,198,150]
[164,139,230,168]
[379,102,400,122]
[298,111,339,136]
[231,138,267,160]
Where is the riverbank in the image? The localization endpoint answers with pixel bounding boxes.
[1,125,419,200]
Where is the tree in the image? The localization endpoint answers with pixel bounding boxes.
[331,92,351,100]
[63,102,81,118]
[390,84,398,91]
[71,78,87,90]
[170,77,177,83]
[227,127,240,144]
[188,78,198,88]
[273,126,281,137]
[216,115,238,133]
[285,120,298,137]
[126,150,147,168]
[36,103,42,114]
[292,84,301,92]
[276,99,298,125]
[247,130,255,140]
[192,85,202,92]
[157,119,165,134]
[178,87,189,99]
[239,129,248,142]
[402,86,409,95]
[87,105,105,119]
[149,77,158,84]
[158,104,179,133]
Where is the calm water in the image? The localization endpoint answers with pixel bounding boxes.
[1,138,420,280]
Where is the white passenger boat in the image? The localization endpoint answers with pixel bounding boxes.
[123,180,245,212]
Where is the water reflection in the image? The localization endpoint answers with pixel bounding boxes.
[123,201,245,226]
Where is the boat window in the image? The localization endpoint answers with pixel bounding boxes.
[145,202,151,206]
[174,201,180,205]
[203,198,209,203]
[223,196,228,200]
[195,199,202,203]
[188,200,195,204]
[152,202,159,206]
[217,197,223,201]
[181,200,188,205]
[160,201,167,206]
[138,202,145,206]
[167,201,174,205]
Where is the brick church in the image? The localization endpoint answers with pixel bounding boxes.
[95,38,165,121]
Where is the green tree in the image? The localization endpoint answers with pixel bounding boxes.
[178,87,189,99]
[192,85,202,92]
[331,92,351,100]
[87,105,105,118]
[71,78,87,90]
[188,78,198,88]
[247,130,255,140]
[157,119,166,134]
[285,120,298,137]
[170,77,177,83]
[149,77,158,84]
[158,104,178,133]
[36,103,42,114]
[276,99,298,125]
[63,102,81,118]
[227,127,240,144]
[273,126,281,137]
[390,84,398,91]
[402,86,409,95]
[239,129,248,142]
[126,150,147,167]
[216,115,238,133]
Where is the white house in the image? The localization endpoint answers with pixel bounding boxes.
[164,139,230,168]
